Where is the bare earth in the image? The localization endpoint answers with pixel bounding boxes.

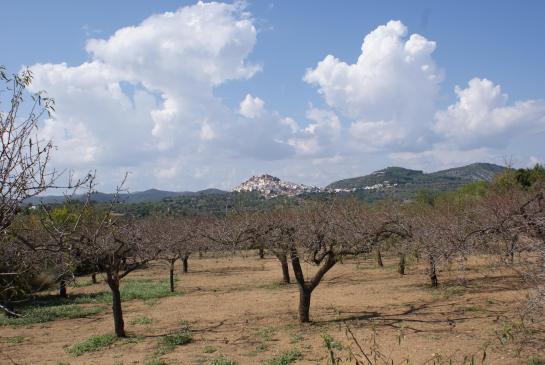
[1,254,543,364]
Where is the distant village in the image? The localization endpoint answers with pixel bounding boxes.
[233,174,397,198]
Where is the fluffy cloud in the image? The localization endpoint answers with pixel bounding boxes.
[239,94,264,118]
[304,20,545,173]
[28,1,298,190]
[433,78,545,148]
[305,20,441,150]
[25,11,545,190]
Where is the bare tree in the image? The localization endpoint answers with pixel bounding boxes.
[0,66,56,232]
[287,199,392,323]
[153,215,201,292]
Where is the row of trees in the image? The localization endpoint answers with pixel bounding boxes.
[1,66,543,341]
[3,164,544,337]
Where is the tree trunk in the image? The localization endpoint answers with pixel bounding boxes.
[182,256,189,273]
[289,246,336,323]
[429,255,438,287]
[107,274,126,337]
[59,280,67,298]
[376,248,384,267]
[280,254,290,284]
[258,245,265,259]
[169,260,175,293]
[398,252,406,275]
[91,273,97,284]
[298,287,312,323]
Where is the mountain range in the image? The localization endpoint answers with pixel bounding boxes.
[26,162,505,205]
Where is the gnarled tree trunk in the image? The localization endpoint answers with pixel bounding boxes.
[290,247,336,323]
[107,273,126,337]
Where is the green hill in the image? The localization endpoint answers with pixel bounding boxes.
[326,163,505,201]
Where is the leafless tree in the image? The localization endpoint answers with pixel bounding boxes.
[152,215,204,292]
[287,199,397,323]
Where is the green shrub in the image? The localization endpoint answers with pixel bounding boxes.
[65,335,116,356]
[156,330,192,355]
[264,349,302,365]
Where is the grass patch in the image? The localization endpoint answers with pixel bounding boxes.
[0,336,25,344]
[155,323,192,356]
[156,332,192,355]
[264,349,302,365]
[0,304,103,326]
[247,343,268,357]
[130,315,155,325]
[76,279,182,304]
[256,326,276,341]
[65,335,116,356]
[289,332,304,344]
[210,355,238,365]
[528,356,545,365]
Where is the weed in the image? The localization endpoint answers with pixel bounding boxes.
[256,326,276,341]
[155,325,192,356]
[248,343,268,356]
[65,335,116,356]
[289,332,304,344]
[264,349,302,365]
[130,315,155,325]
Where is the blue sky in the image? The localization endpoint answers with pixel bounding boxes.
[2,1,544,191]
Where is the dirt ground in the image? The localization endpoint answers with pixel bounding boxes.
[1,253,544,365]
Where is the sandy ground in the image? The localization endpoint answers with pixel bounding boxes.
[1,253,543,365]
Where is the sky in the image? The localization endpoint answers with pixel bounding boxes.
[1,1,544,192]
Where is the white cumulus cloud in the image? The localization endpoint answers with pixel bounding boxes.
[304,20,442,150]
[433,78,545,148]
[239,94,264,118]
[27,1,299,190]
